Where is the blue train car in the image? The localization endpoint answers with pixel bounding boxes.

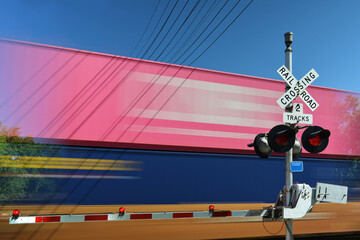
[6,144,357,205]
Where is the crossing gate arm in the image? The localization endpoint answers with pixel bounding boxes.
[9,208,268,224]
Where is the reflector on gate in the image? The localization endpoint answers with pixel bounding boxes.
[12,210,20,219]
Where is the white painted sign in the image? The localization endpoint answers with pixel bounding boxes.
[315,182,348,204]
[293,103,303,114]
[283,103,313,124]
[276,66,319,111]
[283,112,313,124]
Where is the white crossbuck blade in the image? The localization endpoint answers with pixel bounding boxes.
[276,65,319,111]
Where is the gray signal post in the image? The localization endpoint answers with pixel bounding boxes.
[284,32,294,240]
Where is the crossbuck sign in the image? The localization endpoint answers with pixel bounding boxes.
[276,66,319,111]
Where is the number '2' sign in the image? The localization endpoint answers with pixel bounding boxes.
[283,103,313,124]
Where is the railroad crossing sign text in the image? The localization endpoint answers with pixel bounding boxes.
[283,103,313,124]
[276,66,319,111]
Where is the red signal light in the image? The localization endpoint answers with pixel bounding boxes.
[301,126,330,154]
[209,205,215,212]
[119,207,125,213]
[268,125,296,153]
[275,133,288,146]
[308,134,321,146]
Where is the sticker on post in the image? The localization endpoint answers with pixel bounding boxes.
[290,161,303,172]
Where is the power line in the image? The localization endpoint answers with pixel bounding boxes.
[147,0,190,60]
[49,1,180,138]
[135,0,171,58]
[179,0,242,65]
[26,2,256,239]
[158,0,210,62]
[69,0,202,142]
[164,0,220,63]
[173,0,230,64]
[40,1,162,137]
[99,1,202,140]
[189,0,255,65]
[153,0,201,61]
[128,0,161,57]
[141,0,180,59]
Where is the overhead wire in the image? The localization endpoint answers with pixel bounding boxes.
[65,0,189,140]
[61,0,247,206]
[142,0,180,59]
[109,0,256,154]
[25,4,187,239]
[135,0,171,58]
[26,1,184,233]
[160,0,216,63]
[52,1,181,139]
[127,0,161,57]
[0,49,62,107]
[14,54,89,127]
[153,0,201,61]
[25,1,256,239]
[189,0,255,66]
[66,0,255,193]
[173,0,230,64]
[99,1,204,140]
[32,0,165,207]
[4,52,80,123]
[39,1,163,137]
[147,0,190,60]
[16,2,166,240]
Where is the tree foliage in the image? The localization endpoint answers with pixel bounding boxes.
[338,95,360,156]
[337,95,360,187]
[0,121,55,202]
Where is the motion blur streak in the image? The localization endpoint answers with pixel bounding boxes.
[2,174,140,180]
[0,156,142,171]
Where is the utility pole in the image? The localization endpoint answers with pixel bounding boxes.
[284,32,294,240]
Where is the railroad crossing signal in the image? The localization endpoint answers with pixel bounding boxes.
[248,124,330,157]
[301,126,331,153]
[247,125,302,159]
[268,125,296,153]
[248,63,331,157]
[276,65,319,111]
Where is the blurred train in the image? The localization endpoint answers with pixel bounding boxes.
[0,38,359,238]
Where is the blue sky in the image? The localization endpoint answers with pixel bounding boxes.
[1,0,360,92]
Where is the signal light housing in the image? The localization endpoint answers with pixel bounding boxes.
[302,126,330,153]
[268,125,296,153]
[247,133,272,158]
[12,209,20,219]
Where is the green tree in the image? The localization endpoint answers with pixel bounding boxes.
[0,121,55,203]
